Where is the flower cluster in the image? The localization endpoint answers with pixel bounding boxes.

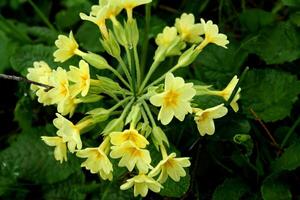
[26,0,241,197]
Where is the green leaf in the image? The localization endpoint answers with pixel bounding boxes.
[271,143,300,173]
[282,0,300,7]
[239,9,275,32]
[0,127,80,184]
[99,181,135,200]
[261,174,292,200]
[14,96,34,131]
[194,43,248,88]
[244,22,300,64]
[26,26,57,44]
[0,30,18,73]
[241,69,300,122]
[159,171,190,197]
[212,178,250,200]
[10,44,56,76]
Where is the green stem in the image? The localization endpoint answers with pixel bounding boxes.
[141,100,156,127]
[107,65,131,90]
[116,56,133,89]
[120,98,135,120]
[281,116,300,148]
[108,97,131,113]
[134,45,141,88]
[141,4,151,77]
[139,59,162,94]
[27,0,57,33]
[126,46,137,97]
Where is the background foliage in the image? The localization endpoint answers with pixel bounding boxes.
[1,0,300,199]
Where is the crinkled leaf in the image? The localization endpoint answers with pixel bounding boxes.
[0,127,80,184]
[261,174,292,200]
[26,26,57,44]
[282,0,300,7]
[99,181,134,200]
[212,178,250,200]
[271,142,300,173]
[0,30,18,73]
[241,69,300,122]
[244,22,300,64]
[239,9,275,32]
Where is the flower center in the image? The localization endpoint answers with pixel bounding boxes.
[163,90,179,107]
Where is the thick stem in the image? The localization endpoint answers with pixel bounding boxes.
[141,4,151,77]
[139,59,162,94]
[133,45,141,88]
[141,100,156,127]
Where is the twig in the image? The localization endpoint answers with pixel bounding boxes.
[0,74,53,91]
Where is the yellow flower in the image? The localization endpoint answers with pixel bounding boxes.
[53,31,79,62]
[197,18,229,50]
[110,141,151,173]
[27,61,52,91]
[194,104,228,136]
[149,152,190,183]
[48,67,70,105]
[53,113,82,153]
[57,96,78,117]
[155,27,178,48]
[120,173,162,197]
[76,145,113,180]
[67,60,90,97]
[121,0,152,20]
[175,13,204,43]
[110,129,149,148]
[150,73,196,125]
[41,136,67,163]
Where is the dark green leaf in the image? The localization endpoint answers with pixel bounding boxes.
[212,178,250,200]
[239,9,275,32]
[261,174,292,200]
[241,69,300,122]
[159,171,190,197]
[282,0,300,7]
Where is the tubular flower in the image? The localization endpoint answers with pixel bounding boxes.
[76,139,113,181]
[193,104,228,136]
[149,152,190,183]
[53,31,79,62]
[218,76,241,112]
[120,173,163,197]
[68,60,91,97]
[121,0,152,20]
[27,61,52,91]
[110,129,149,148]
[155,27,179,48]
[53,113,82,153]
[48,67,70,105]
[150,73,196,125]
[57,96,78,117]
[41,136,67,163]
[175,13,204,43]
[197,18,229,50]
[110,141,151,173]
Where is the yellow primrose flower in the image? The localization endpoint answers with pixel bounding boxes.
[120,173,162,197]
[53,31,80,62]
[110,141,151,173]
[121,0,152,20]
[53,113,82,153]
[68,60,90,97]
[194,104,228,136]
[155,27,178,48]
[76,140,113,181]
[47,67,70,105]
[27,61,52,91]
[110,129,149,148]
[150,73,196,125]
[175,13,204,43]
[41,136,67,163]
[197,18,229,50]
[57,96,78,117]
[149,152,190,183]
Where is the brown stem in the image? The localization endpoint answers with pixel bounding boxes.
[0,74,53,92]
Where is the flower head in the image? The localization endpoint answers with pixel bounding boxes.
[53,31,79,62]
[150,73,196,125]
[194,104,228,136]
[53,113,82,152]
[68,60,91,97]
[199,18,229,49]
[175,13,204,43]
[76,146,113,180]
[27,61,52,91]
[120,173,162,197]
[41,136,67,163]
[110,129,149,148]
[57,96,78,117]
[110,141,151,173]
[149,152,190,183]
[155,27,179,48]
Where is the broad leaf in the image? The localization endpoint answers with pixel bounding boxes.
[261,174,292,200]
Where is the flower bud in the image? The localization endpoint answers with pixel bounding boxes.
[176,45,200,68]
[100,31,120,58]
[101,118,124,135]
[81,52,111,70]
[151,126,169,150]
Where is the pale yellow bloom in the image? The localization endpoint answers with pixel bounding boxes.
[41,136,67,163]
[120,173,162,197]
[68,60,90,97]
[110,141,151,173]
[194,104,228,136]
[121,0,152,19]
[27,61,52,91]
[53,31,79,62]
[57,96,78,117]
[197,18,229,49]
[53,113,82,153]
[155,27,178,48]
[150,73,196,125]
[175,13,204,43]
[48,67,70,105]
[110,129,149,148]
[76,146,113,181]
